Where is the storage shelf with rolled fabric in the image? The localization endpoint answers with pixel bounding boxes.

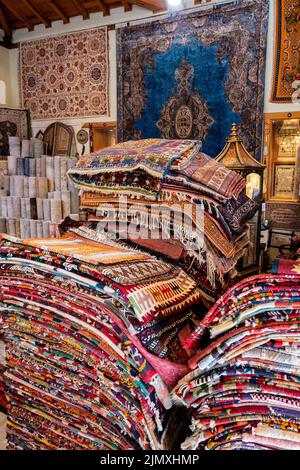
[0,136,80,239]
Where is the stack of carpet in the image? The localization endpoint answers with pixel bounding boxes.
[0,231,204,449]
[69,139,257,303]
[0,139,258,450]
[0,270,6,411]
[0,332,5,411]
[173,270,300,450]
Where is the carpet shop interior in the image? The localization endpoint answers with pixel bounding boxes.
[0,0,300,452]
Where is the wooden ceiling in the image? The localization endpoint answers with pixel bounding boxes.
[0,0,167,46]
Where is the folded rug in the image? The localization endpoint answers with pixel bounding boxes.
[173,274,300,450]
[0,231,206,450]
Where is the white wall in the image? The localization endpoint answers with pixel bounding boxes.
[0,45,17,107]
[2,0,299,153]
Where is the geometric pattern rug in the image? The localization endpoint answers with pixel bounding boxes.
[272,0,300,102]
[117,0,269,160]
[20,27,109,120]
[0,107,30,157]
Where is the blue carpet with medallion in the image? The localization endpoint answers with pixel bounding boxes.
[117,0,268,160]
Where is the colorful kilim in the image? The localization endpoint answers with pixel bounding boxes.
[0,228,209,450]
[0,340,5,411]
[0,136,261,450]
[177,152,245,200]
[0,233,201,324]
[173,273,300,450]
[69,138,252,289]
[68,139,201,199]
[273,258,300,275]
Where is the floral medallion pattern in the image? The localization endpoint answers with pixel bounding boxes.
[157,60,214,141]
[20,27,109,119]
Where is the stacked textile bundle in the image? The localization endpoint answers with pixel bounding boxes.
[0,139,259,449]
[0,231,205,449]
[8,137,43,159]
[69,139,257,301]
[0,335,5,411]
[0,152,80,238]
[173,272,300,450]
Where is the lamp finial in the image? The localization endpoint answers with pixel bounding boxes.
[227,122,239,142]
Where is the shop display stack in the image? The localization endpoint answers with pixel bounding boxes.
[0,162,7,411]
[0,231,203,449]
[0,329,5,411]
[70,139,258,303]
[173,268,300,450]
[0,139,259,449]
[0,136,79,238]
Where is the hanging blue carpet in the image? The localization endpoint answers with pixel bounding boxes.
[117,0,268,160]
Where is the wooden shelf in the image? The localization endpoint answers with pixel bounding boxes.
[82,121,117,152]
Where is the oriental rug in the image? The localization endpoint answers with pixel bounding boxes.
[117,0,268,160]
[272,0,300,102]
[0,107,30,157]
[265,202,300,230]
[20,27,109,119]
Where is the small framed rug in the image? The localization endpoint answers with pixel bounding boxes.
[272,0,300,102]
[265,201,300,230]
[270,229,292,248]
[0,107,31,157]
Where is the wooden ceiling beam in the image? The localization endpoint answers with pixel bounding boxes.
[21,0,51,28]
[127,0,167,12]
[0,0,34,31]
[0,3,11,40]
[45,0,70,23]
[70,0,90,19]
[120,0,132,12]
[95,0,110,16]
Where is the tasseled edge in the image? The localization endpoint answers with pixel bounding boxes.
[160,190,189,202]
[206,250,217,288]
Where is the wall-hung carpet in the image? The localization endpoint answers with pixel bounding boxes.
[0,108,30,157]
[117,0,268,159]
[20,27,109,120]
[272,0,300,102]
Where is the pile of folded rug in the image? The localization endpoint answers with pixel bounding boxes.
[0,231,205,449]
[173,269,300,450]
[0,335,5,411]
[69,139,257,302]
[0,139,259,450]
